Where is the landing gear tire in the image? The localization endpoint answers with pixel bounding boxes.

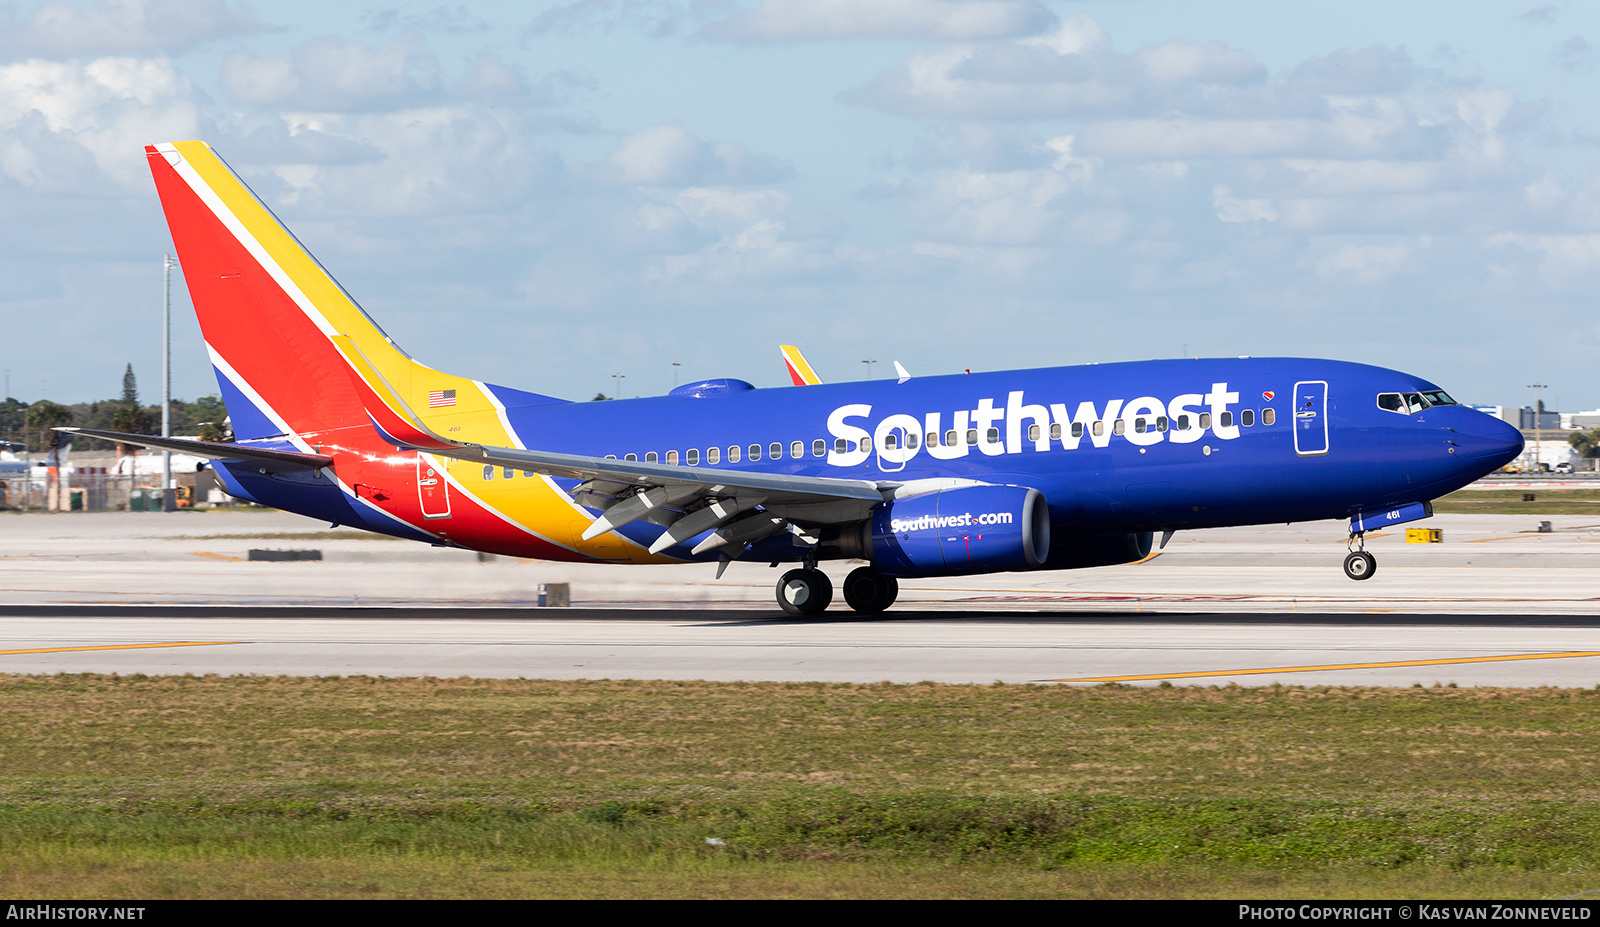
[1343,551,1377,581]
[776,568,833,616]
[842,567,899,614]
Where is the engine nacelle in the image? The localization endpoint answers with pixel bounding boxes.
[869,485,1050,578]
[1042,531,1153,570]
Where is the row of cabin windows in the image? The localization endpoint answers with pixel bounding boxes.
[601,439,828,467]
[484,466,538,480]
[480,408,1279,480]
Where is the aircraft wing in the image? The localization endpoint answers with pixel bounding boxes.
[436,441,884,503]
[54,428,333,472]
[422,440,889,552]
[332,337,889,553]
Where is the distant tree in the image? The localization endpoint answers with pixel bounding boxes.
[187,395,227,423]
[122,364,138,407]
[197,420,233,443]
[0,397,26,441]
[1569,429,1600,458]
[175,395,227,431]
[591,393,611,401]
[110,403,154,438]
[24,400,72,453]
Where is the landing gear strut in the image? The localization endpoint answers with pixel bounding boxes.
[1343,532,1377,581]
[776,568,833,616]
[842,567,899,614]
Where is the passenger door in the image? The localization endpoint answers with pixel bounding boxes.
[1293,380,1328,456]
[417,453,452,518]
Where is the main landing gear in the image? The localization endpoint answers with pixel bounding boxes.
[1343,532,1377,581]
[776,568,832,616]
[775,567,899,615]
[842,567,899,614]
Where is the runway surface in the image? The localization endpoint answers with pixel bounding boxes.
[2,605,1598,686]
[2,510,1598,686]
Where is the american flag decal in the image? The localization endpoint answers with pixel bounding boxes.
[428,389,457,408]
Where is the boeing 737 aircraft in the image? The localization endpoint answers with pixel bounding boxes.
[67,141,1525,615]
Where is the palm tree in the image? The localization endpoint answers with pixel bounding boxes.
[24,400,72,454]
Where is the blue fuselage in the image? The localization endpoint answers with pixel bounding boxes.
[502,357,1521,533]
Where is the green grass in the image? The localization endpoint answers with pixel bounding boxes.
[1432,488,1600,515]
[2,675,1599,898]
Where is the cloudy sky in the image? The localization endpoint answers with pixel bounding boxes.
[4,0,1599,412]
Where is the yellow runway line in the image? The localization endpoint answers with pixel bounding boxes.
[0,642,241,656]
[1048,650,1600,683]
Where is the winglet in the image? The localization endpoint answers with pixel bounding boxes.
[780,345,822,386]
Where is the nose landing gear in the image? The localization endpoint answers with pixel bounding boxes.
[1343,532,1377,581]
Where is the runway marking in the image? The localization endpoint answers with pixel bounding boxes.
[0,642,242,656]
[1046,650,1600,683]
[192,551,246,562]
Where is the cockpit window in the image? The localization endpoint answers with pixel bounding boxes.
[1378,390,1458,415]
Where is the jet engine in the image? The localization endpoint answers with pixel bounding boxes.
[867,484,1050,578]
[1042,531,1154,570]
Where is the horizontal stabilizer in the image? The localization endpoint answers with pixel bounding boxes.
[55,428,333,472]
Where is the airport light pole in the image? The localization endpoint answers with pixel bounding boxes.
[162,253,177,512]
[1528,382,1547,473]
[861,360,876,380]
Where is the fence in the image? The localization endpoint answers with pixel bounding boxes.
[0,470,224,511]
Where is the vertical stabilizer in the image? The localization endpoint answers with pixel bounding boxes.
[145,141,518,447]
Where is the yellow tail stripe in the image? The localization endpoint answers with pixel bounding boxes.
[165,141,513,448]
[780,345,822,385]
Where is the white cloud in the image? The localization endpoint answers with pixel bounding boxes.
[1132,41,1261,86]
[1018,15,1104,55]
[1079,111,1419,162]
[1212,185,1278,223]
[222,37,558,112]
[849,34,1269,120]
[1314,239,1424,285]
[0,0,269,59]
[637,186,846,286]
[1289,47,1420,95]
[226,107,555,217]
[592,124,793,187]
[0,57,200,188]
[525,0,685,38]
[703,0,1054,43]
[1484,233,1600,287]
